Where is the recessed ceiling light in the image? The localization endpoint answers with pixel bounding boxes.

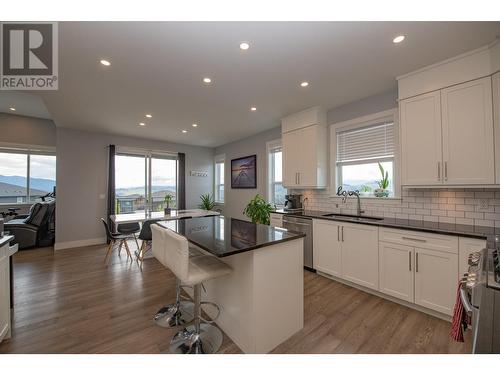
[139,122,146,126]
[192,123,198,127]
[250,107,257,111]
[393,35,405,44]
[182,130,188,133]
[145,114,152,118]
[300,81,309,87]
[203,77,212,84]
[100,59,111,66]
[239,42,250,50]
[9,107,16,111]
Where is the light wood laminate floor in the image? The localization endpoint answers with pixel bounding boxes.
[0,243,471,354]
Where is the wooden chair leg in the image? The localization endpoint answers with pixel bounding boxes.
[118,240,123,255]
[123,240,132,260]
[104,241,114,266]
[138,241,145,261]
[133,234,140,251]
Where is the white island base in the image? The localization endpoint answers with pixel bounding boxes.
[189,237,304,354]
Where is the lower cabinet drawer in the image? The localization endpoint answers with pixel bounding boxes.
[379,227,458,254]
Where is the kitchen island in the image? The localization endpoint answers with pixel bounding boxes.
[157,216,305,354]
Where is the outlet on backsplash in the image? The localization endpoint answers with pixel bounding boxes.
[479,199,489,211]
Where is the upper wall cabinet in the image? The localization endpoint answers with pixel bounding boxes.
[401,77,494,186]
[493,72,500,184]
[282,107,327,189]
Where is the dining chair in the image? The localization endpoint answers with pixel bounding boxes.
[117,222,141,250]
[101,218,134,266]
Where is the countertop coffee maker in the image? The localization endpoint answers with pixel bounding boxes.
[284,194,303,212]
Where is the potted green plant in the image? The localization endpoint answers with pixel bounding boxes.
[199,194,215,211]
[360,185,372,197]
[164,194,174,214]
[243,194,273,225]
[374,162,390,198]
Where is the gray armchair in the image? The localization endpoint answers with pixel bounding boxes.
[5,200,56,249]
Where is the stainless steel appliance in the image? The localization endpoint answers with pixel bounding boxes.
[282,215,313,270]
[461,242,500,353]
[284,194,302,211]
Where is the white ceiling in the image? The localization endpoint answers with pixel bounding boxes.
[2,22,500,147]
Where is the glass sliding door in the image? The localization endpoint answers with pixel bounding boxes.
[115,151,178,214]
[115,154,147,214]
[151,155,177,211]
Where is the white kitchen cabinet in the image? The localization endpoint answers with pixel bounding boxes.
[379,242,414,303]
[269,213,283,228]
[441,77,494,184]
[400,91,443,185]
[458,236,486,278]
[282,107,327,189]
[414,247,458,315]
[400,77,495,186]
[493,72,500,184]
[313,219,342,277]
[0,245,11,342]
[340,223,379,290]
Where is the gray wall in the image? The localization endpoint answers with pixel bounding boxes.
[56,127,214,245]
[327,89,397,125]
[0,113,57,147]
[214,126,281,220]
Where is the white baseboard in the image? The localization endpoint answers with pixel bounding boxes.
[54,237,106,251]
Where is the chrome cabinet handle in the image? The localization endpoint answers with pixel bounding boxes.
[298,172,300,185]
[416,252,419,273]
[337,226,340,242]
[444,161,448,181]
[402,236,426,243]
[282,220,310,227]
[409,251,412,271]
[437,162,441,181]
[341,226,344,242]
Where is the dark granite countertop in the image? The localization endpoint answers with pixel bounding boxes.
[157,216,305,258]
[273,209,500,248]
[0,235,14,248]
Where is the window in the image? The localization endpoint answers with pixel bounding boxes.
[214,155,225,203]
[115,149,177,214]
[267,140,287,206]
[336,119,396,197]
[0,147,56,204]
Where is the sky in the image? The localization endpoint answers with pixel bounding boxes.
[0,152,56,180]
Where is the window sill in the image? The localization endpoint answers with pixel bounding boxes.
[0,202,33,207]
[329,196,402,203]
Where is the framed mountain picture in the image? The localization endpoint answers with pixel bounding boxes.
[231,155,257,188]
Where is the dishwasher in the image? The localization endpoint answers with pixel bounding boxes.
[282,215,314,271]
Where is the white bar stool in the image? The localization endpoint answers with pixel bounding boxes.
[151,224,232,354]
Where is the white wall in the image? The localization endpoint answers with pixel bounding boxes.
[55,127,214,248]
[0,113,57,147]
[214,127,282,220]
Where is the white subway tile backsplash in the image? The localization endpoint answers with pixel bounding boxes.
[296,188,500,228]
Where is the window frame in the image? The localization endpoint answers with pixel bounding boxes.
[0,143,56,206]
[329,108,401,199]
[214,154,225,204]
[266,139,287,207]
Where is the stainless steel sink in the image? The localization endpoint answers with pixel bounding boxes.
[321,213,384,222]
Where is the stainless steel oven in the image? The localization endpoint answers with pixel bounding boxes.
[282,216,313,271]
[461,247,500,353]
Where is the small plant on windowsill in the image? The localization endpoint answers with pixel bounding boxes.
[199,194,215,211]
[360,185,372,197]
[164,194,174,215]
[374,162,390,198]
[243,194,273,225]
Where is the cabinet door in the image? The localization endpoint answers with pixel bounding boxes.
[458,237,486,279]
[441,77,494,184]
[379,242,414,303]
[414,247,458,315]
[282,130,300,187]
[493,72,500,184]
[269,213,283,228]
[313,220,342,277]
[400,91,443,185]
[341,223,379,290]
[296,126,317,187]
[0,253,9,342]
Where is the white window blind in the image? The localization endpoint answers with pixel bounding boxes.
[336,122,394,163]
